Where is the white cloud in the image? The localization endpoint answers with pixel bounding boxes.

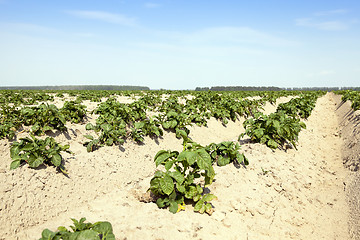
[66,10,136,26]
[295,18,348,31]
[314,9,348,16]
[0,22,61,34]
[173,26,298,47]
[296,9,353,31]
[144,2,161,8]
[129,26,298,62]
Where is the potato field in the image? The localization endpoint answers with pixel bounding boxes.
[0,89,360,239]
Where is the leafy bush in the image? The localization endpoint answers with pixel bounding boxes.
[276,94,318,119]
[149,147,217,214]
[206,141,249,166]
[130,118,163,143]
[84,123,126,152]
[340,90,360,111]
[240,111,306,150]
[60,101,87,123]
[0,104,22,140]
[149,137,248,214]
[39,217,115,240]
[10,135,71,174]
[20,103,67,135]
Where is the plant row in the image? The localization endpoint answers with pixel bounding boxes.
[240,92,324,149]
[337,90,360,111]
[83,91,293,152]
[0,101,86,139]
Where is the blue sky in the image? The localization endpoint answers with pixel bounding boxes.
[0,0,359,89]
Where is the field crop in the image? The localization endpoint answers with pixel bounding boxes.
[0,89,334,238]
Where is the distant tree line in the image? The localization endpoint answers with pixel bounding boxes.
[0,85,150,91]
[285,87,360,91]
[196,86,286,91]
[195,86,360,91]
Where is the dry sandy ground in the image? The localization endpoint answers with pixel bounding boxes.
[0,93,358,239]
[334,93,360,239]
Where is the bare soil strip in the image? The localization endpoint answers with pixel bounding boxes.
[0,93,357,239]
[334,93,360,239]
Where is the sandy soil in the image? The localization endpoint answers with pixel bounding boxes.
[334,93,360,239]
[0,92,358,239]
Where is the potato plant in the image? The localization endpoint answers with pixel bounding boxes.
[339,90,360,111]
[276,93,320,119]
[240,111,306,150]
[149,137,248,214]
[39,217,115,240]
[0,104,22,140]
[206,141,249,166]
[130,118,163,143]
[10,135,71,174]
[20,103,67,135]
[60,101,87,123]
[149,146,217,214]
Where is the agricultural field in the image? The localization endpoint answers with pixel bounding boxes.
[0,89,360,239]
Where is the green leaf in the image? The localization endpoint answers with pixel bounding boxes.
[154,150,172,167]
[176,182,185,193]
[267,139,278,149]
[105,138,114,146]
[168,171,184,184]
[205,167,216,186]
[254,128,264,138]
[85,123,94,130]
[273,120,280,131]
[84,135,94,140]
[178,151,196,166]
[156,197,168,208]
[175,129,188,139]
[194,199,204,212]
[10,145,20,158]
[100,123,112,132]
[237,154,249,165]
[160,174,174,195]
[134,121,145,129]
[300,121,306,129]
[193,194,201,202]
[73,229,100,240]
[164,160,174,171]
[86,142,94,152]
[167,111,178,118]
[169,119,178,128]
[28,156,44,168]
[10,159,21,170]
[194,149,212,171]
[92,221,114,239]
[51,153,62,167]
[202,194,217,202]
[169,200,179,214]
[31,124,40,133]
[162,121,171,129]
[217,155,230,166]
[43,126,53,132]
[40,229,56,240]
[185,185,197,199]
[149,177,162,196]
[22,143,34,151]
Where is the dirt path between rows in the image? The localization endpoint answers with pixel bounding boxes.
[333,92,360,239]
[1,92,358,239]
